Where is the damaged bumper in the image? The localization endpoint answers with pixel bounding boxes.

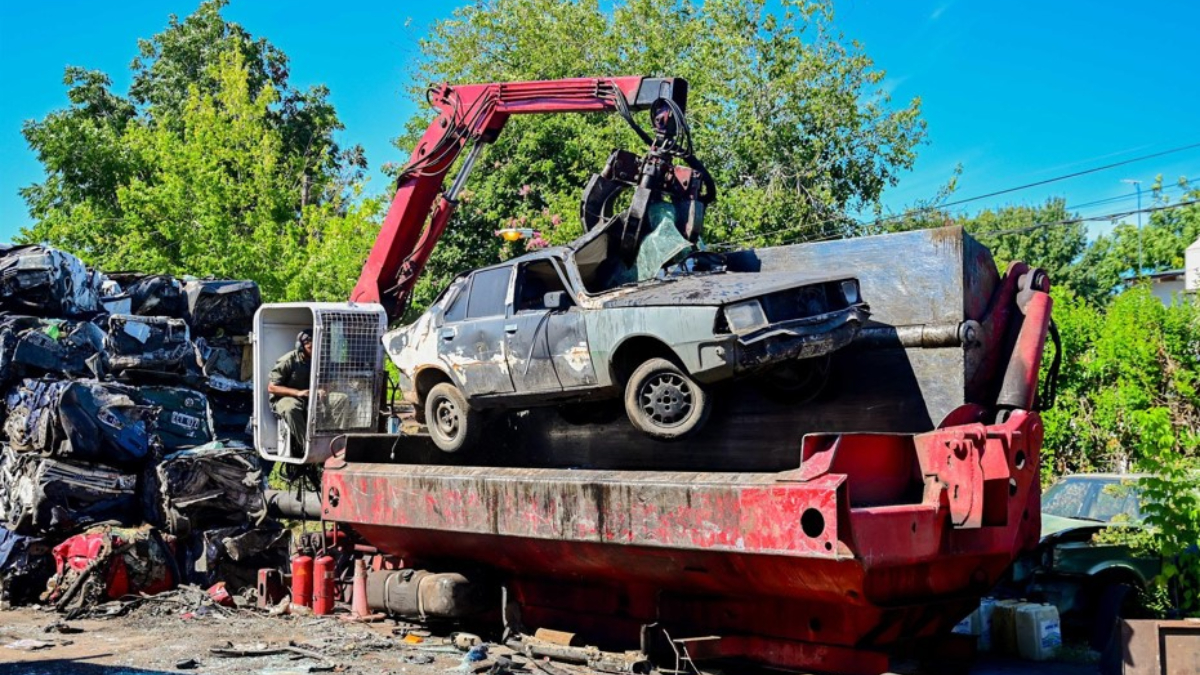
[733,305,867,370]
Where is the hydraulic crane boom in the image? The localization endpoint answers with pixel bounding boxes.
[350,76,689,321]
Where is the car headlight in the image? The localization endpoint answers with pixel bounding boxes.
[724,300,769,334]
[840,280,860,305]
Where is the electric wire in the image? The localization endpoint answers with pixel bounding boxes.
[712,141,1200,248]
[973,199,1200,237]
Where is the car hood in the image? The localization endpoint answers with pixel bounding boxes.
[595,271,853,308]
[1041,513,1105,540]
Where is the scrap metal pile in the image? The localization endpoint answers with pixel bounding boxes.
[0,244,287,610]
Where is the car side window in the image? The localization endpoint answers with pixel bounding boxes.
[443,279,469,323]
[466,267,512,319]
[517,260,570,312]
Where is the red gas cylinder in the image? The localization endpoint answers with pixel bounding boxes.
[313,555,336,616]
[291,551,314,608]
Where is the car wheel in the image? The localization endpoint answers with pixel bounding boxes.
[624,357,711,440]
[425,383,481,453]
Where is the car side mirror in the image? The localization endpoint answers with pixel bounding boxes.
[544,291,571,311]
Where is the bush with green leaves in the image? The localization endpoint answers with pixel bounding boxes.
[1044,286,1200,616]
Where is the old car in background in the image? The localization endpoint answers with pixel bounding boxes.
[1007,473,1160,649]
[385,235,869,452]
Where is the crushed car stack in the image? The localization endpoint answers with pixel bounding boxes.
[0,244,283,608]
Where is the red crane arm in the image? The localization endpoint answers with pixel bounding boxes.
[349,76,688,321]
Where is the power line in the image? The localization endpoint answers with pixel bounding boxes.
[973,199,1200,237]
[764,195,1200,250]
[1066,178,1195,213]
[712,141,1200,249]
[932,142,1200,210]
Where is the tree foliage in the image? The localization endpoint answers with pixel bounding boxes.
[960,199,1090,294]
[18,0,377,301]
[401,0,927,310]
[1042,287,1200,615]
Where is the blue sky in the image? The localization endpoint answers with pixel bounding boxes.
[1,0,1197,243]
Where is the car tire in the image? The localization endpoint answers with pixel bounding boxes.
[624,357,711,440]
[425,383,481,453]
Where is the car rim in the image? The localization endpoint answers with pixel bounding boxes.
[434,397,460,438]
[640,373,693,427]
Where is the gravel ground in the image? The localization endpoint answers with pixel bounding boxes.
[0,605,1102,675]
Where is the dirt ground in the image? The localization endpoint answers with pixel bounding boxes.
[0,603,464,675]
[0,603,1103,675]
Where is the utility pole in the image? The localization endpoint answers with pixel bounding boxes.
[1122,179,1143,278]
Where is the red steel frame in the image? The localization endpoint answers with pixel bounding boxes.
[350,76,676,320]
[323,265,1052,674]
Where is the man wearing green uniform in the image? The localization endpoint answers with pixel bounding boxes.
[268,329,313,455]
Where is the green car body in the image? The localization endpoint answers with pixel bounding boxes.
[1009,474,1161,630]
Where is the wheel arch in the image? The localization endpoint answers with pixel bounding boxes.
[609,334,685,386]
[1086,562,1151,590]
[413,366,456,405]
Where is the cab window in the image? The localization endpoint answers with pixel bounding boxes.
[466,266,512,319]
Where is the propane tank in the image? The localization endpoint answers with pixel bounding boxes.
[313,555,335,616]
[291,550,314,608]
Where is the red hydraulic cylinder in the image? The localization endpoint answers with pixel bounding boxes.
[291,552,313,608]
[313,555,335,616]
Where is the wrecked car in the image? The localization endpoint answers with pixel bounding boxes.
[1003,473,1160,649]
[385,216,868,452]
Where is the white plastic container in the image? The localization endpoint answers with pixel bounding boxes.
[977,597,997,652]
[1015,602,1062,661]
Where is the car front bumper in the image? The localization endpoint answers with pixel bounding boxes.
[733,305,868,370]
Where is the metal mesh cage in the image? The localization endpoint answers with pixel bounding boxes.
[312,311,383,433]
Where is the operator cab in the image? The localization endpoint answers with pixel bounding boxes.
[252,302,387,464]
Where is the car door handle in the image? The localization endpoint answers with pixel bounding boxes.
[504,324,518,334]
[439,328,456,341]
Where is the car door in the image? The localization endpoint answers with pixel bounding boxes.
[505,259,597,392]
[437,266,515,397]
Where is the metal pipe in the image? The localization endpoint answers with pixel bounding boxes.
[853,321,980,350]
[446,140,487,202]
[265,490,322,520]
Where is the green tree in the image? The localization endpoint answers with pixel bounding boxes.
[1079,179,1200,302]
[18,0,373,301]
[400,0,926,309]
[1042,287,1198,477]
[1040,286,1200,614]
[960,199,1089,294]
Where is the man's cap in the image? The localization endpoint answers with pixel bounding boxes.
[297,329,313,345]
